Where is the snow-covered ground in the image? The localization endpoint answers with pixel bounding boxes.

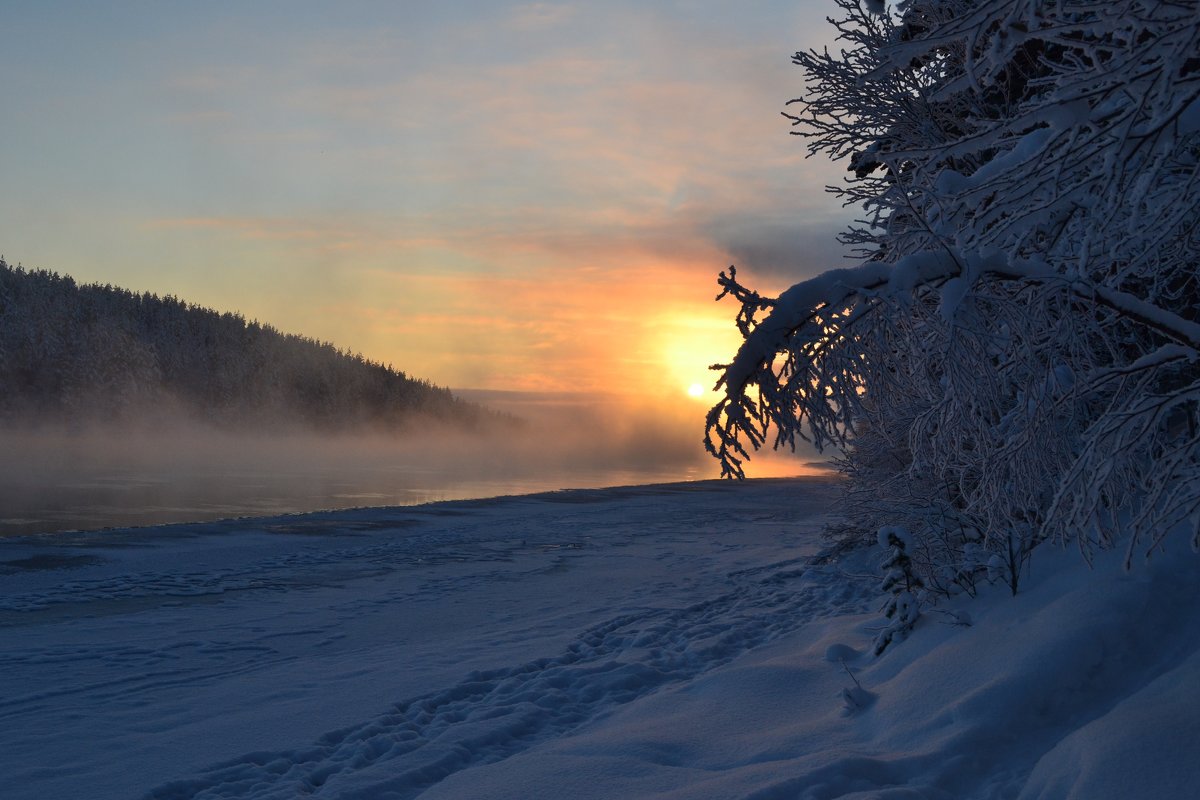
[2,478,1197,799]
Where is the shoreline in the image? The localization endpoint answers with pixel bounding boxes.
[1,473,839,544]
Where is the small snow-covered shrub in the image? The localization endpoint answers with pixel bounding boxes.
[874,526,923,655]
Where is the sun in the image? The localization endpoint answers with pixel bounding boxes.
[687,383,706,398]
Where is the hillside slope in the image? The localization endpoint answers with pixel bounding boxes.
[0,258,496,431]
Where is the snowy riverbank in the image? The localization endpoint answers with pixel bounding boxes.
[2,478,1197,798]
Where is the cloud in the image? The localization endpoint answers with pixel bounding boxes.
[91,2,856,400]
[710,217,857,286]
[505,3,576,30]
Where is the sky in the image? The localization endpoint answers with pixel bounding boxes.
[1,1,852,405]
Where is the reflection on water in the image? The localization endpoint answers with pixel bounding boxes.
[0,462,732,537]
[0,405,827,537]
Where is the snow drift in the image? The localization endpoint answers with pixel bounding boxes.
[2,478,1197,798]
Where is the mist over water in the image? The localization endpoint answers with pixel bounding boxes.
[1,391,824,536]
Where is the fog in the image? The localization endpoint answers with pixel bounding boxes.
[0,391,826,536]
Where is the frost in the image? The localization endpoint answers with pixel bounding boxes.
[708,0,1200,597]
[939,277,969,323]
[1048,364,1075,397]
[877,524,913,551]
[986,555,1006,584]
[1180,96,1200,136]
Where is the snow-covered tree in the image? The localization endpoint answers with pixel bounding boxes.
[874,525,923,653]
[707,0,1200,591]
[0,258,501,433]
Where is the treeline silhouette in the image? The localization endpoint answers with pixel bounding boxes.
[0,258,502,432]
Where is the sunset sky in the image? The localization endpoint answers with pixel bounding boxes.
[1,1,851,404]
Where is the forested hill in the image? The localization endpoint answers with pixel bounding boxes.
[0,258,498,432]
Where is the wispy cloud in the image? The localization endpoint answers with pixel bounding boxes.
[6,0,852,401]
[505,3,577,30]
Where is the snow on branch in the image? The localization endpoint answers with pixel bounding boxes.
[709,0,1200,592]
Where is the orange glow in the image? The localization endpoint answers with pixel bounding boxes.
[139,213,751,402]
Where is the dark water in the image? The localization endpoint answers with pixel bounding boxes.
[0,417,825,537]
[0,462,728,537]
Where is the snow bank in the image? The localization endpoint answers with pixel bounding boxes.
[1,478,1196,798]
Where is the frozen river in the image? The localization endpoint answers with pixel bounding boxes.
[3,476,1198,798]
[0,477,848,799]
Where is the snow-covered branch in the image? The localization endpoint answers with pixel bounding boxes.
[710,0,1200,592]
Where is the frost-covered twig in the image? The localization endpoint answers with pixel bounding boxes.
[708,0,1200,596]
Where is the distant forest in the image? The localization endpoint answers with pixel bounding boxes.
[0,258,499,432]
